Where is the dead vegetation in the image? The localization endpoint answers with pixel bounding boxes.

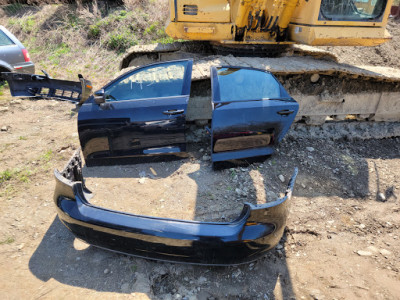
[0,0,169,87]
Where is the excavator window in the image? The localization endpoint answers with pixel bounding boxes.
[320,0,387,21]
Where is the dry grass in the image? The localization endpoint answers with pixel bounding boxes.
[0,1,170,88]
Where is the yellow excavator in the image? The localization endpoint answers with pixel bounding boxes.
[119,0,400,126]
[165,0,391,46]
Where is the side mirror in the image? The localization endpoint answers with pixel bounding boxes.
[94,89,105,104]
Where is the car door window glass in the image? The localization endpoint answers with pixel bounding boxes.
[214,67,282,102]
[105,61,188,101]
[0,30,14,46]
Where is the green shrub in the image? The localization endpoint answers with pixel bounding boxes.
[155,36,176,44]
[0,170,13,184]
[21,16,36,34]
[0,237,15,245]
[48,43,70,65]
[144,22,158,35]
[106,30,137,51]
[88,24,101,39]
[0,168,32,185]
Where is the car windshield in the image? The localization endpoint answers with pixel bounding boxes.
[0,30,14,46]
[105,60,189,101]
[214,67,283,102]
[320,0,387,21]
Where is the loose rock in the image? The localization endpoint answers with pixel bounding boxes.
[278,175,285,183]
[377,192,386,202]
[310,74,320,83]
[120,283,130,292]
[357,250,373,256]
[310,289,325,300]
[306,146,315,152]
[267,191,278,201]
[367,246,379,253]
[379,249,392,256]
[198,276,207,284]
[202,155,210,161]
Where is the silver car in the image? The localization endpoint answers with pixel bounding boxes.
[0,25,35,76]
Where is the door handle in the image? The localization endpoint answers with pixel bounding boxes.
[162,109,184,115]
[277,109,295,116]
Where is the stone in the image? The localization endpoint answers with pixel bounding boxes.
[358,224,366,229]
[310,74,320,83]
[202,155,210,161]
[310,289,325,300]
[1,126,8,131]
[278,175,285,183]
[276,244,283,250]
[104,268,109,274]
[232,269,242,278]
[267,191,278,201]
[0,107,9,112]
[306,146,315,152]
[121,283,130,292]
[357,250,372,256]
[198,276,207,284]
[377,192,386,201]
[138,177,146,184]
[162,294,173,300]
[379,249,392,256]
[367,246,379,253]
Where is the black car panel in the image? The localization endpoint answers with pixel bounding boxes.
[210,66,299,163]
[1,72,92,103]
[54,150,298,265]
[78,59,193,166]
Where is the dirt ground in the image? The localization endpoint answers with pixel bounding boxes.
[0,98,399,300]
[0,11,400,300]
[319,18,400,69]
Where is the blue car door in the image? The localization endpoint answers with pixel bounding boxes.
[78,59,193,166]
[210,66,299,163]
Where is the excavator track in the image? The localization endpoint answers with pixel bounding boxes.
[118,42,400,134]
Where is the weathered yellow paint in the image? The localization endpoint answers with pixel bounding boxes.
[166,21,233,40]
[288,25,392,46]
[278,0,299,29]
[175,0,231,23]
[167,0,393,47]
[184,26,215,34]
